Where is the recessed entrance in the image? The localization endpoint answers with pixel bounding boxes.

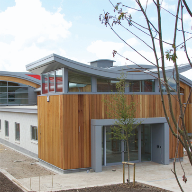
[102,125,152,165]
[91,118,169,172]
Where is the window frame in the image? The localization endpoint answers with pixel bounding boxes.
[15,122,20,141]
[31,125,38,141]
[5,120,9,137]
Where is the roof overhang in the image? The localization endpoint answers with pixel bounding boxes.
[26,54,192,83]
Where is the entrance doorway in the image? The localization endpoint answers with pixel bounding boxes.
[102,125,151,165]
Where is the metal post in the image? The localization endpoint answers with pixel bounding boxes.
[128,164,130,182]
[52,175,53,188]
[133,164,135,187]
[123,163,125,184]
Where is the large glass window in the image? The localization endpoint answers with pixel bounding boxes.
[49,71,55,92]
[97,79,119,92]
[142,80,155,92]
[161,78,177,92]
[15,122,20,141]
[56,69,63,92]
[129,80,155,92]
[68,70,91,92]
[0,81,7,86]
[5,121,9,137]
[129,81,141,92]
[42,74,48,94]
[31,126,38,141]
[0,81,29,105]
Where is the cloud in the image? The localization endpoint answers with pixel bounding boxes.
[126,38,139,46]
[0,0,72,72]
[161,1,176,12]
[87,40,124,59]
[122,50,157,65]
[140,0,153,6]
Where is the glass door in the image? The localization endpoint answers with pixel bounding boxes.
[141,124,151,161]
[124,128,138,162]
[106,126,122,164]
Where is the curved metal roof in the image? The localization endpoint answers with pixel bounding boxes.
[26,53,192,84]
[0,71,41,85]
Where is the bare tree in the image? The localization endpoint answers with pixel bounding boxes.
[100,0,192,191]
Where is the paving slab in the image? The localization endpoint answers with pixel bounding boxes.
[17,156,192,192]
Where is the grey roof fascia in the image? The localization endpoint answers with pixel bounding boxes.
[26,54,158,80]
[0,107,37,114]
[0,71,40,85]
[26,54,191,81]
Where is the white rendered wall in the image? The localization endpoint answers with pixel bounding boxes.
[0,111,38,155]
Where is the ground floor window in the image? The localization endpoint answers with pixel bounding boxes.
[5,120,9,137]
[31,126,38,141]
[15,122,20,141]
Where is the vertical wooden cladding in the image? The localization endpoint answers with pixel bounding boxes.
[38,95,64,169]
[180,82,192,133]
[38,94,91,170]
[38,93,189,170]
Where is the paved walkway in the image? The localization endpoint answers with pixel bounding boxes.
[17,157,192,192]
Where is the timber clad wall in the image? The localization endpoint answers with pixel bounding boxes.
[38,92,191,170]
[180,82,192,133]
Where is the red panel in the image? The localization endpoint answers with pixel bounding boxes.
[26,74,41,80]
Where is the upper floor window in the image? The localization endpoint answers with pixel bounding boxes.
[0,81,28,105]
[42,74,48,94]
[161,78,176,92]
[68,70,91,92]
[49,71,55,92]
[97,78,119,92]
[42,69,63,94]
[56,69,63,92]
[129,80,155,92]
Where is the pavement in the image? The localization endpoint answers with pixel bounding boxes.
[13,156,192,192]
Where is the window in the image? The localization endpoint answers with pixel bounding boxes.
[129,81,141,92]
[49,71,55,92]
[97,79,119,92]
[42,74,48,94]
[68,70,91,92]
[15,123,20,141]
[142,80,155,92]
[56,69,63,92]
[161,78,177,92]
[129,80,155,92]
[31,126,38,141]
[5,121,9,137]
[0,81,29,105]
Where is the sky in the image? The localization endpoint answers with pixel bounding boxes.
[0,0,191,79]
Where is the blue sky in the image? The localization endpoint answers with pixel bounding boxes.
[0,0,191,79]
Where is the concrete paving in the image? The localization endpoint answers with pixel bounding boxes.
[16,156,192,192]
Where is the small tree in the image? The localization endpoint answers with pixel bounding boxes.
[104,75,141,162]
[100,1,192,190]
